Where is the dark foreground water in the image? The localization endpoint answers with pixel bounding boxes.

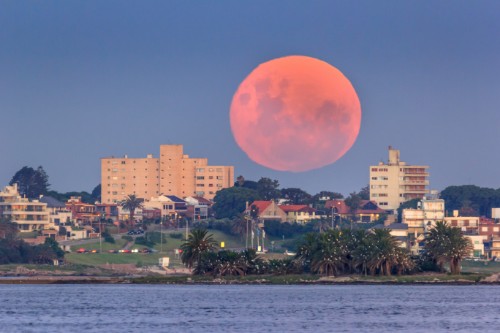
[1,284,499,332]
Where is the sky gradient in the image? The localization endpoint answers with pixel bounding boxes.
[1,1,499,196]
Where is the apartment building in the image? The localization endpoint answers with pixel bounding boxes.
[402,199,445,234]
[370,146,429,211]
[101,144,234,203]
[0,184,50,232]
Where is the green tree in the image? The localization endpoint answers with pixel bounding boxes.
[397,198,421,222]
[281,188,312,205]
[212,187,260,219]
[344,192,362,224]
[9,166,50,198]
[357,185,370,200]
[91,184,101,202]
[120,195,143,228]
[425,221,472,275]
[0,216,18,240]
[181,229,218,269]
[256,177,280,200]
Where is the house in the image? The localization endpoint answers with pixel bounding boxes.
[279,205,317,224]
[465,235,485,258]
[143,195,187,220]
[324,199,385,223]
[479,217,500,239]
[66,197,100,226]
[95,203,119,221]
[245,201,287,223]
[444,211,480,235]
[39,195,72,229]
[371,223,409,249]
[184,196,213,221]
[490,238,500,258]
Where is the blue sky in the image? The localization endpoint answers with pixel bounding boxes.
[1,1,499,196]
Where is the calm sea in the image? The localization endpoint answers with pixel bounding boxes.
[0,284,499,332]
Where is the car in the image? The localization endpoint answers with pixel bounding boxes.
[107,249,118,253]
[140,248,152,254]
[122,249,132,253]
[76,248,87,253]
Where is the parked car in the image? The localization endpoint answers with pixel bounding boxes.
[76,248,87,253]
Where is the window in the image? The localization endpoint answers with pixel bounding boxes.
[494,227,499,232]
[121,161,126,165]
[371,168,378,172]
[196,176,205,180]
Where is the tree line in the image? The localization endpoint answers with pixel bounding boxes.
[0,219,65,264]
[180,222,472,277]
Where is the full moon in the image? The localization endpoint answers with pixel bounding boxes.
[230,55,361,172]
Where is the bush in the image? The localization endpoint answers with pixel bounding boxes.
[102,229,115,244]
[135,236,155,248]
[169,233,183,239]
[122,235,133,242]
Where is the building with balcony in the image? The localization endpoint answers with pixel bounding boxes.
[402,199,445,234]
[38,195,72,229]
[0,184,50,232]
[370,146,429,211]
[101,144,234,203]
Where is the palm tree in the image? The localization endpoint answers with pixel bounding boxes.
[425,221,472,275]
[181,228,218,269]
[311,229,345,276]
[231,214,247,241]
[366,229,400,276]
[119,195,143,229]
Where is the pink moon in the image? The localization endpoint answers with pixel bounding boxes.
[230,55,362,172]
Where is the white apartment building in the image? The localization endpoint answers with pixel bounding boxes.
[370,146,429,211]
[0,184,50,232]
[402,199,445,234]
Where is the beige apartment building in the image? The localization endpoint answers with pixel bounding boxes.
[101,145,234,203]
[0,184,50,232]
[370,146,429,211]
[402,199,445,234]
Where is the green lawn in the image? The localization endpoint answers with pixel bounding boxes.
[461,260,500,274]
[70,239,128,252]
[65,252,164,266]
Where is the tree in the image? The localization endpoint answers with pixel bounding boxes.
[91,184,101,203]
[281,188,312,205]
[181,228,218,269]
[234,175,258,190]
[357,185,370,200]
[120,195,143,228]
[425,221,472,275]
[256,177,280,200]
[212,187,260,219]
[344,192,362,223]
[9,166,50,198]
[397,198,421,222]
[0,216,18,240]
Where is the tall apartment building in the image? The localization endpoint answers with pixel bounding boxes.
[101,145,234,203]
[370,146,429,211]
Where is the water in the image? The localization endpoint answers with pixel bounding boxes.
[0,284,499,332]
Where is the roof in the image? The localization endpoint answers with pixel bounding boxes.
[247,201,273,214]
[325,199,385,215]
[279,205,316,214]
[165,195,186,203]
[39,196,66,208]
[372,223,408,231]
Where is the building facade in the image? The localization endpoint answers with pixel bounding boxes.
[101,144,234,203]
[370,146,429,211]
[402,199,445,234]
[0,184,50,232]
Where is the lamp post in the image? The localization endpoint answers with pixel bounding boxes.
[160,218,163,253]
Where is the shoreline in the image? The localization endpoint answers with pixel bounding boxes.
[1,273,499,285]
